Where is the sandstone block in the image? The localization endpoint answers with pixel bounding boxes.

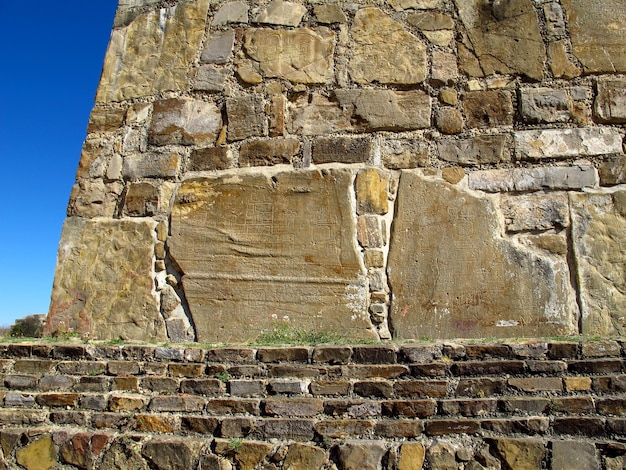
[97,0,210,102]
[520,88,572,123]
[398,442,425,470]
[436,108,463,135]
[515,128,623,160]
[335,89,431,131]
[47,218,164,341]
[456,0,545,80]
[551,440,598,470]
[314,5,347,24]
[600,156,626,186]
[67,180,123,218]
[77,138,114,180]
[431,51,458,85]
[356,169,389,215]
[239,138,300,166]
[468,166,598,192]
[226,95,265,141]
[149,98,222,146]
[255,0,306,26]
[189,147,232,172]
[16,435,56,470]
[142,437,204,470]
[244,28,335,84]
[349,8,426,85]
[463,90,514,128]
[389,172,579,339]
[337,441,386,470]
[169,170,375,343]
[123,182,159,217]
[87,107,126,133]
[562,0,626,73]
[389,0,444,9]
[201,30,235,64]
[407,11,454,30]
[571,190,626,335]
[312,137,372,164]
[283,443,326,470]
[264,399,323,417]
[548,41,581,79]
[382,140,429,169]
[437,135,508,165]
[212,1,248,26]
[287,93,351,136]
[595,77,626,123]
[194,65,229,92]
[501,193,570,232]
[490,438,545,470]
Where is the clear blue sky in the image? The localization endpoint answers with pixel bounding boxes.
[0,1,119,326]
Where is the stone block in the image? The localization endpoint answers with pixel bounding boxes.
[356,169,390,216]
[123,182,159,217]
[463,90,514,128]
[342,365,409,379]
[181,416,219,434]
[87,107,126,133]
[436,108,463,134]
[206,348,256,363]
[133,414,176,433]
[142,437,204,470]
[212,1,248,26]
[229,380,265,397]
[314,5,347,24]
[255,0,306,26]
[389,172,578,339]
[47,218,165,342]
[148,395,205,412]
[149,98,222,146]
[349,8,426,85]
[219,417,254,437]
[456,378,506,397]
[283,443,326,470]
[437,135,509,165]
[168,170,376,343]
[194,65,229,92]
[501,193,570,232]
[382,140,429,169]
[312,345,351,364]
[352,346,397,364]
[468,166,598,192]
[201,30,235,64]
[509,378,563,393]
[595,77,626,123]
[562,0,626,73]
[263,398,324,417]
[226,95,265,141]
[180,379,224,396]
[335,89,431,131]
[239,138,300,166]
[553,417,605,436]
[244,28,335,84]
[425,419,481,435]
[599,156,626,186]
[398,442,425,470]
[16,435,57,470]
[312,137,372,164]
[582,341,622,357]
[310,380,350,396]
[67,180,123,218]
[374,420,423,438]
[490,438,545,470]
[520,88,572,123]
[258,347,309,363]
[381,400,437,418]
[394,380,448,398]
[353,381,393,398]
[251,418,315,441]
[456,0,545,80]
[287,93,351,136]
[552,441,599,470]
[268,380,308,394]
[515,128,624,160]
[571,190,626,335]
[206,399,260,415]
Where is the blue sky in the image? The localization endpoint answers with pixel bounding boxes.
[0,1,119,326]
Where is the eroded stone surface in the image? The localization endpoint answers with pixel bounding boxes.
[149,98,222,147]
[244,28,335,84]
[46,218,165,341]
[97,0,210,102]
[456,0,545,80]
[388,171,578,339]
[349,8,427,85]
[515,128,624,161]
[562,0,626,73]
[169,170,376,343]
[469,167,598,192]
[255,0,306,27]
[595,77,626,123]
[571,190,626,335]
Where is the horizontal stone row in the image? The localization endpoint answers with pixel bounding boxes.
[4,431,625,470]
[2,340,625,362]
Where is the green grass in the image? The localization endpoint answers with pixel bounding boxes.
[252,322,350,346]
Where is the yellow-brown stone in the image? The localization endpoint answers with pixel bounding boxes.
[356,169,390,215]
[16,435,56,470]
[398,442,425,470]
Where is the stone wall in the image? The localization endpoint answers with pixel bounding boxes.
[0,341,624,469]
[47,0,626,342]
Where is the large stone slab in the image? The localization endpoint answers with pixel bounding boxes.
[515,128,624,161]
[456,0,545,80]
[169,170,376,343]
[349,8,427,85]
[571,190,626,335]
[97,0,210,102]
[562,0,626,73]
[388,171,578,339]
[243,28,335,84]
[46,218,165,341]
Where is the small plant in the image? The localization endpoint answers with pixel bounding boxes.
[106,338,125,346]
[216,371,230,383]
[253,320,346,346]
[227,438,243,452]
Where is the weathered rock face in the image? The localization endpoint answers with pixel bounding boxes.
[571,190,626,335]
[388,171,578,339]
[47,218,165,341]
[97,0,210,102]
[168,170,376,343]
[50,0,626,342]
[562,0,626,73]
[456,0,545,80]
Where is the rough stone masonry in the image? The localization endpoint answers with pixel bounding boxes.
[46,0,626,343]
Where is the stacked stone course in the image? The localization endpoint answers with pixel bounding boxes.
[47,0,626,344]
[0,341,625,468]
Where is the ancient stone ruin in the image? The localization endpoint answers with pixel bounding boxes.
[46,0,626,343]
